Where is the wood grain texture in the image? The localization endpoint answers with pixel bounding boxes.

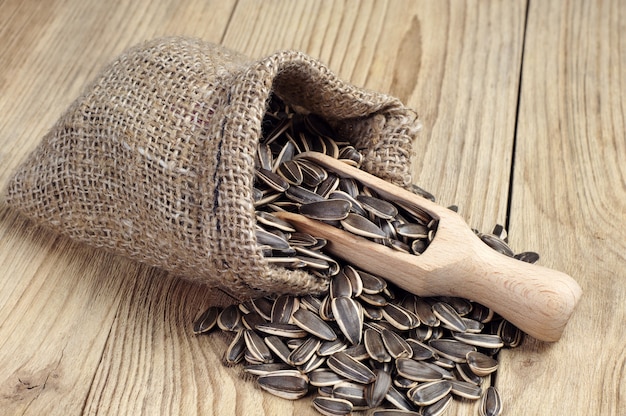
[0,0,619,415]
[499,1,626,414]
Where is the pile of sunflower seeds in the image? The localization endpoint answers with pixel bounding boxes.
[194,95,538,415]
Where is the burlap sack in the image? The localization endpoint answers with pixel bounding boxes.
[5,37,419,301]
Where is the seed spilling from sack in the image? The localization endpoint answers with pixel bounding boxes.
[194,95,538,415]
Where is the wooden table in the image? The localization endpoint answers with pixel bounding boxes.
[1,1,623,414]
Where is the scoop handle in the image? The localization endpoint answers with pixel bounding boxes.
[276,212,582,342]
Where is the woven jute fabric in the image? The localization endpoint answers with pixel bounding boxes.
[5,37,420,301]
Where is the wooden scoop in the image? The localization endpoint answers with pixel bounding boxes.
[276,152,582,342]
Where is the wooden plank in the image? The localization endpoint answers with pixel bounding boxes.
[0,0,236,414]
[500,0,626,414]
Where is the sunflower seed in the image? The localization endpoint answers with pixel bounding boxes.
[241,312,266,330]
[244,329,273,363]
[224,330,246,365]
[382,303,420,331]
[466,351,499,376]
[256,211,297,232]
[340,213,387,239]
[244,363,292,376]
[420,394,453,416]
[480,233,514,257]
[497,320,523,347]
[432,302,467,332]
[301,353,327,373]
[297,159,328,187]
[449,379,483,400]
[366,369,392,408]
[429,339,476,363]
[480,386,503,416]
[385,386,416,411]
[407,380,452,406]
[395,358,444,382]
[332,381,368,408]
[256,167,290,192]
[514,251,540,263]
[263,335,292,364]
[193,306,220,334]
[217,305,242,332]
[313,340,344,359]
[309,368,347,387]
[286,185,326,204]
[332,296,363,345]
[251,297,274,321]
[316,173,340,198]
[256,228,291,250]
[405,339,436,361]
[342,265,364,297]
[289,336,322,366]
[357,271,387,295]
[364,329,392,363]
[293,308,337,341]
[452,332,503,349]
[256,322,308,338]
[327,352,376,384]
[356,195,398,220]
[300,199,351,221]
[381,329,412,359]
[393,375,418,390]
[312,396,353,416]
[257,370,309,400]
[395,223,429,239]
[456,362,483,385]
[271,295,299,324]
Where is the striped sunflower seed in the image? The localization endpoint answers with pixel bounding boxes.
[365,369,392,408]
[309,368,347,387]
[381,329,412,359]
[327,352,376,384]
[466,351,499,376]
[193,306,219,335]
[312,396,353,416]
[217,304,242,332]
[331,296,363,345]
[382,303,420,331]
[263,335,292,364]
[395,358,444,382]
[420,394,453,416]
[256,167,290,192]
[340,213,387,239]
[364,329,392,363]
[289,336,321,366]
[356,195,398,219]
[407,380,452,406]
[432,302,467,333]
[292,308,337,341]
[244,329,273,363]
[244,363,292,376]
[224,330,246,365]
[300,199,351,221]
[257,370,309,400]
[332,381,368,409]
[452,332,503,349]
[449,379,483,400]
[428,339,476,363]
[271,295,299,324]
[255,322,308,338]
[480,386,503,416]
